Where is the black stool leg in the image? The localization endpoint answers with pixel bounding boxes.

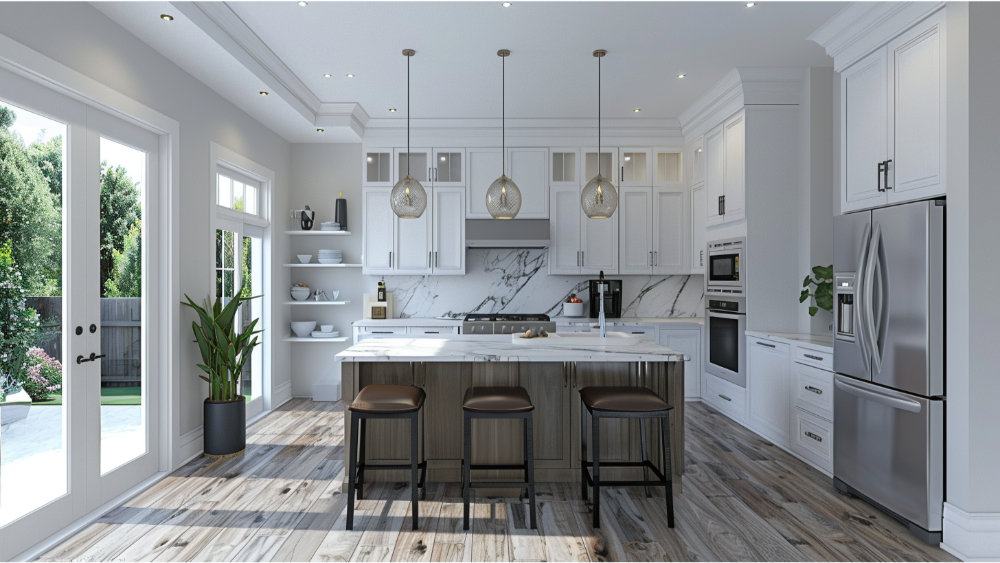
[410,411,419,530]
[580,400,588,502]
[661,415,675,528]
[463,413,472,531]
[346,414,360,530]
[592,411,601,529]
[357,418,367,500]
[526,414,537,530]
[420,407,427,501]
[639,418,652,499]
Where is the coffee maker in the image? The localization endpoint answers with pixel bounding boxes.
[588,274,623,318]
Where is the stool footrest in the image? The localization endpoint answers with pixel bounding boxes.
[581,460,669,488]
[468,482,533,489]
[462,462,529,472]
[357,462,428,471]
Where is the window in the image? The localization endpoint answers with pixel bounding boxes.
[217,168,261,217]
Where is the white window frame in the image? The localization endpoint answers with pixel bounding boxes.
[209,142,273,420]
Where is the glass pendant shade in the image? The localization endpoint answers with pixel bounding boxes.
[581,173,618,218]
[390,174,427,218]
[486,174,521,219]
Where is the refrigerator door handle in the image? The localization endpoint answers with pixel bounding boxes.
[855,223,872,373]
[864,224,883,374]
[834,375,922,413]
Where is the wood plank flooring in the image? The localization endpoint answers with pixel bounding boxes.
[38,399,956,562]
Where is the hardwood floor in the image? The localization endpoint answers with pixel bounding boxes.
[38,398,956,562]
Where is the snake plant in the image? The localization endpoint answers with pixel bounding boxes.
[182,294,261,402]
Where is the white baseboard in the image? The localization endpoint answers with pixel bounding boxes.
[312,381,342,402]
[176,425,204,467]
[942,503,1000,561]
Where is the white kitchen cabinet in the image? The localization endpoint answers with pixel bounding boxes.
[507,147,549,218]
[363,148,394,187]
[658,328,702,400]
[465,147,503,218]
[704,373,746,424]
[432,187,465,274]
[654,150,683,186]
[583,147,618,184]
[394,199,432,275]
[790,408,833,474]
[549,186,584,274]
[393,147,432,184]
[653,186,687,274]
[618,187,653,274]
[722,112,745,222]
[842,47,889,211]
[551,148,580,186]
[690,184,706,273]
[747,335,790,447]
[685,137,704,186]
[362,188,394,274]
[431,148,465,187]
[704,125,725,226]
[619,148,652,187]
[582,214,618,275]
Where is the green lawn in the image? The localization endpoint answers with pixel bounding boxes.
[32,386,141,406]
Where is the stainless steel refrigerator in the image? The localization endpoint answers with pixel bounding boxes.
[832,199,945,545]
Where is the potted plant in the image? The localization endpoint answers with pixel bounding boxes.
[799,265,834,317]
[182,294,261,457]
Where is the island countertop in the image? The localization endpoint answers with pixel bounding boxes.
[335,334,687,363]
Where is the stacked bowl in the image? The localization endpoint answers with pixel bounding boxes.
[320,221,340,231]
[318,249,343,264]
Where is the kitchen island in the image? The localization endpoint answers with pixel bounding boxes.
[336,335,686,490]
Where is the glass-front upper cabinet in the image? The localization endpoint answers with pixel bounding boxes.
[551,148,580,186]
[654,149,683,185]
[619,148,653,187]
[583,148,618,186]
[686,137,705,186]
[393,147,432,184]
[431,147,465,186]
[363,148,393,187]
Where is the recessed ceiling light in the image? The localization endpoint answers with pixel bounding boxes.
[298,1,307,6]
[633,108,641,113]
[502,2,512,6]
[323,73,331,78]
[316,128,324,132]
[746,2,755,6]
[677,73,686,78]
[346,73,355,78]
[259,91,269,96]
[160,14,173,21]
[389,108,397,112]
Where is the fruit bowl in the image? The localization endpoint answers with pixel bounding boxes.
[563,302,585,317]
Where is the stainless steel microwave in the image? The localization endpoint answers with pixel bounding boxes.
[706,237,745,294]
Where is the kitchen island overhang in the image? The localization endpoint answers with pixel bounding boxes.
[336,335,686,489]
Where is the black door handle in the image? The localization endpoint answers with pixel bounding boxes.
[76,352,107,364]
[877,161,885,192]
[884,159,892,190]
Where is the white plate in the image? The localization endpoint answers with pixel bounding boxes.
[311,330,340,338]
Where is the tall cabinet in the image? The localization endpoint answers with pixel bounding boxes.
[618,149,688,275]
[704,111,746,226]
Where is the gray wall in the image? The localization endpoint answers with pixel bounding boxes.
[0,3,293,462]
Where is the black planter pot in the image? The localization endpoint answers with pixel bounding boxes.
[204,396,246,457]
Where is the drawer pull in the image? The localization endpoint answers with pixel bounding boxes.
[372,331,395,334]
[424,331,439,334]
[805,431,823,443]
[757,342,776,348]
[719,394,732,402]
[804,353,825,361]
[805,385,823,395]
[632,331,645,334]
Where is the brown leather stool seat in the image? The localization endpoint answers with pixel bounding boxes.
[350,384,426,413]
[580,386,672,413]
[463,386,534,413]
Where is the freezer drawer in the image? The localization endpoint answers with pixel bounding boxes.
[833,374,943,532]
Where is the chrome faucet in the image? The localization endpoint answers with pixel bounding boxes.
[598,271,607,338]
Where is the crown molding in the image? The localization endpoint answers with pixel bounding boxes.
[808,1,945,72]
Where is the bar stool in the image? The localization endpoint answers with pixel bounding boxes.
[579,386,674,529]
[462,386,537,531]
[347,384,427,530]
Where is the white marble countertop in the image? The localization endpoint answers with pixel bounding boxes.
[556,317,704,326]
[745,330,833,351]
[353,318,464,327]
[335,335,688,363]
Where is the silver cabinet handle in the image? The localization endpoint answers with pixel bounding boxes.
[435,251,439,268]
[756,341,776,348]
[424,331,439,334]
[581,251,584,266]
[654,251,657,267]
[719,394,732,402]
[428,167,432,182]
[649,251,653,267]
[700,250,703,267]
[805,386,823,395]
[805,431,823,443]
[389,251,393,268]
[428,251,431,269]
[804,354,824,361]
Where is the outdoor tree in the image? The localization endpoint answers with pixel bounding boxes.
[100,162,141,295]
[104,220,142,298]
[0,242,40,402]
[30,135,63,205]
[0,106,15,129]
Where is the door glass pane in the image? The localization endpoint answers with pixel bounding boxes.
[623,152,647,182]
[657,152,681,183]
[217,174,231,208]
[585,152,613,180]
[244,184,258,216]
[99,137,146,474]
[242,236,263,400]
[436,152,461,182]
[0,101,67,525]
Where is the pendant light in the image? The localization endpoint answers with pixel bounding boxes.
[390,49,427,218]
[486,49,521,219]
[581,49,618,219]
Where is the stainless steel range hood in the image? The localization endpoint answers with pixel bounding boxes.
[465,219,550,249]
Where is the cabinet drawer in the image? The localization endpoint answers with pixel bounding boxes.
[705,374,746,422]
[794,345,833,370]
[358,326,406,335]
[615,323,656,340]
[748,336,790,356]
[790,408,833,474]
[406,326,459,335]
[793,363,834,421]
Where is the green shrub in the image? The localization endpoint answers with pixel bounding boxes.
[0,242,39,402]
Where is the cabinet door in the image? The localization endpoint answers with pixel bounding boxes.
[619,148,653,187]
[549,186,583,274]
[582,213,618,274]
[583,147,618,184]
[431,148,465,187]
[658,329,701,400]
[654,149,683,186]
[690,184,706,273]
[362,188,394,274]
[686,138,704,186]
[507,147,549,218]
[466,147,503,218]
[747,337,791,446]
[432,187,465,275]
[722,111,745,222]
[653,186,687,274]
[394,195,432,275]
[363,148,393,187]
[393,147,432,184]
[522,363,572,468]
[551,148,580,186]
[704,125,725,226]
[618,187,653,274]
[887,9,946,203]
[842,47,889,212]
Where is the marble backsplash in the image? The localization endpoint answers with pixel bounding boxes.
[369,249,704,319]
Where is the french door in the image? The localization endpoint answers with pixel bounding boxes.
[0,68,161,559]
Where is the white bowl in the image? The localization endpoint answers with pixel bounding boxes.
[563,302,585,317]
[320,324,334,333]
[290,286,310,301]
[297,254,312,264]
[290,321,317,337]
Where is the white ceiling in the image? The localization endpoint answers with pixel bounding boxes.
[96,1,847,143]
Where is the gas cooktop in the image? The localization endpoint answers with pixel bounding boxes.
[463,313,551,322]
[462,313,555,335]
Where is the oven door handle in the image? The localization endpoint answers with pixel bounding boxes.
[707,311,745,321]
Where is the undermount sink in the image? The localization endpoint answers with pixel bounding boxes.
[511,331,641,346]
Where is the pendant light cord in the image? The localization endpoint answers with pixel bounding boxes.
[407,53,410,177]
[502,54,506,176]
[598,54,601,178]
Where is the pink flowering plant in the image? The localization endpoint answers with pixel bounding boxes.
[22,347,62,402]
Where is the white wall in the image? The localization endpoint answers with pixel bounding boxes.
[0,2,292,466]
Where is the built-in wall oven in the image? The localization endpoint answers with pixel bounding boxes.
[706,237,745,295]
[705,297,747,387]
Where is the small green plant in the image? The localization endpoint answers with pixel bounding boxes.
[800,265,834,317]
[23,347,62,402]
[182,294,261,402]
